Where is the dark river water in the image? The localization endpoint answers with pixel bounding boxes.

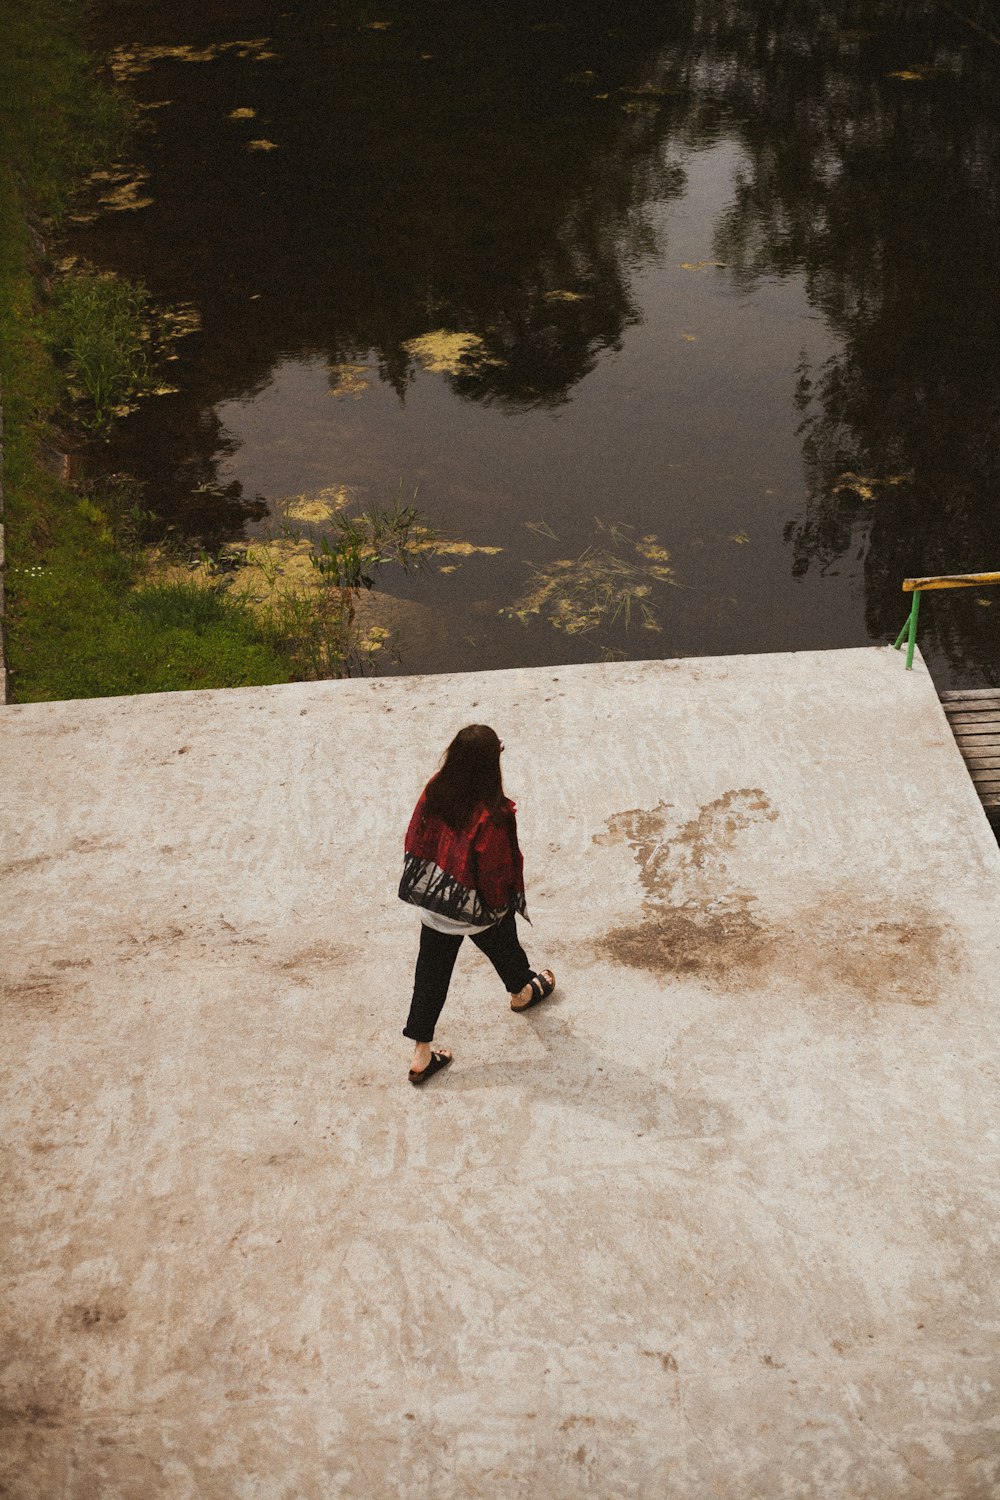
[79,0,1000,684]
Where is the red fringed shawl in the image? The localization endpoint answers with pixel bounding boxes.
[399,791,527,927]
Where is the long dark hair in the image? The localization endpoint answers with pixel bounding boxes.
[424,724,508,831]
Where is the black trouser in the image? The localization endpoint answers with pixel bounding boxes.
[403,910,535,1044]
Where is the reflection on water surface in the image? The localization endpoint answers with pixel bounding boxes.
[80,0,1000,682]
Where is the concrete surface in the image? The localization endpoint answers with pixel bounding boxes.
[2,647,999,1499]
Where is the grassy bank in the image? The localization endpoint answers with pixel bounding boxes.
[0,0,293,699]
[7,483,293,699]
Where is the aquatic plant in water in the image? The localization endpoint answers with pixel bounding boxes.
[145,493,447,679]
[44,264,202,429]
[47,271,152,429]
[506,521,674,636]
[402,331,502,376]
[108,39,279,84]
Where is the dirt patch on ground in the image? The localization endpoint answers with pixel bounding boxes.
[795,913,952,1008]
[602,904,777,983]
[595,788,778,902]
[1,836,124,879]
[270,939,352,981]
[0,1401,65,1431]
[60,1302,128,1334]
[595,789,778,983]
[594,792,959,1004]
[1,975,71,1013]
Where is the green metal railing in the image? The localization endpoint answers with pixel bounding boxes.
[894,571,1000,669]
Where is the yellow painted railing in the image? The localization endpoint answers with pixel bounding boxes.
[894,571,1000,668]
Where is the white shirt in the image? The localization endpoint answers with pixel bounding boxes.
[419,909,499,936]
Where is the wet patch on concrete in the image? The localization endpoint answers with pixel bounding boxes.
[595,788,778,901]
[594,791,958,1003]
[798,912,953,1008]
[594,789,778,982]
[600,903,776,983]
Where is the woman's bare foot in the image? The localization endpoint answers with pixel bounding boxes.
[510,969,556,1012]
[409,1043,451,1077]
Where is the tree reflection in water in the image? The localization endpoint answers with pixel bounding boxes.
[81,0,999,677]
[702,0,1000,676]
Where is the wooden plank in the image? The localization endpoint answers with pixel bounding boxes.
[970,776,1000,790]
[940,688,1000,701]
[981,795,1000,808]
[947,721,1000,736]
[961,756,1000,769]
[942,700,1000,712]
[945,712,1000,726]
[953,730,1000,742]
[903,572,1000,592]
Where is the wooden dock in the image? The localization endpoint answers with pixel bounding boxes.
[940,688,1000,809]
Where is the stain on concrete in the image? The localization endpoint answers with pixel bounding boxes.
[0,1402,63,1431]
[808,914,951,1007]
[601,904,775,982]
[272,939,351,978]
[1,976,66,1011]
[595,789,778,983]
[594,791,958,1004]
[642,1349,679,1371]
[596,789,778,897]
[61,1303,127,1333]
[0,836,124,878]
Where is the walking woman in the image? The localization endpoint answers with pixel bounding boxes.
[399,724,555,1084]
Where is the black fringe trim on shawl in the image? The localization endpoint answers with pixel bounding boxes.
[398,853,527,927]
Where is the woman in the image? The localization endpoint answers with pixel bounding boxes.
[399,724,555,1084]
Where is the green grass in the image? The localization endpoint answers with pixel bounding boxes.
[0,0,295,700]
[5,488,292,699]
[0,0,129,225]
[48,271,153,430]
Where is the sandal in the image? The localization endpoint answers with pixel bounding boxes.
[511,970,556,1012]
[408,1050,452,1086]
